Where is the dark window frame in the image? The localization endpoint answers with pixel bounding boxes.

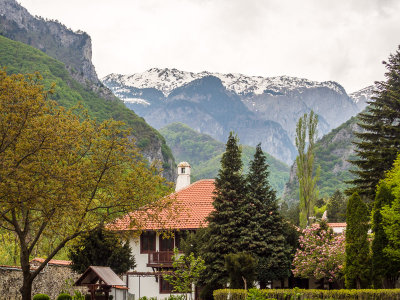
[159,235,174,252]
[159,276,181,294]
[140,231,156,254]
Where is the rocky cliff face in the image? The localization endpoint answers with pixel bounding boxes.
[103,68,364,164]
[0,0,176,181]
[0,0,99,85]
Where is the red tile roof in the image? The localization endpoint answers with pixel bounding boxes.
[327,222,347,227]
[111,179,216,231]
[31,257,71,266]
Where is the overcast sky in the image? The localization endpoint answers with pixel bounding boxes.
[18,0,400,93]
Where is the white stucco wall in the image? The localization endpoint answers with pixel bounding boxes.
[127,234,193,299]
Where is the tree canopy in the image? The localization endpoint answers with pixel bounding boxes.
[0,70,170,300]
[68,226,136,275]
[345,192,370,289]
[349,45,400,200]
[295,111,319,228]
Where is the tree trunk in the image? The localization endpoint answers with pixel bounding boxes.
[20,272,33,300]
[259,280,266,289]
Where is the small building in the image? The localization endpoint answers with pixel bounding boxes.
[112,162,215,299]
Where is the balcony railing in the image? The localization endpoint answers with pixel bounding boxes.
[147,251,174,267]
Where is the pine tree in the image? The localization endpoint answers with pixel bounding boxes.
[348,45,400,200]
[345,192,370,289]
[68,226,136,275]
[199,132,247,299]
[371,183,397,288]
[245,144,291,288]
[326,190,347,222]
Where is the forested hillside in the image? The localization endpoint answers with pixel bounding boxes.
[160,122,290,196]
[282,116,360,205]
[0,35,175,179]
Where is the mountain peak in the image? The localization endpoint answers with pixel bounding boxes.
[103,68,347,97]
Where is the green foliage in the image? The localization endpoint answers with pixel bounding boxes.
[225,252,257,289]
[245,144,291,286]
[0,35,174,173]
[57,293,72,300]
[213,289,247,300]
[72,291,85,300]
[349,45,400,200]
[326,190,347,222]
[68,226,136,275]
[371,182,398,288]
[199,132,247,299]
[160,123,289,196]
[295,111,319,228]
[246,288,400,300]
[163,248,205,298]
[32,295,50,300]
[345,193,370,289]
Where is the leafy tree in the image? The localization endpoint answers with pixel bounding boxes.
[292,221,345,285]
[326,190,347,222]
[244,144,291,288]
[371,182,398,288]
[0,70,169,300]
[345,192,370,289]
[199,132,247,299]
[163,248,205,300]
[224,252,257,290]
[68,226,135,275]
[348,45,400,200]
[295,111,319,228]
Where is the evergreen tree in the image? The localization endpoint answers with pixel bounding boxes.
[295,111,319,228]
[245,144,291,288]
[348,45,400,200]
[199,132,247,299]
[68,226,136,275]
[225,252,257,290]
[345,192,370,289]
[326,190,347,222]
[371,183,398,288]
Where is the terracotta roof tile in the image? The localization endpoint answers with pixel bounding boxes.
[31,257,71,266]
[327,222,347,227]
[112,179,215,231]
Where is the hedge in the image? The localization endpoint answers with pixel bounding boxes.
[213,288,400,300]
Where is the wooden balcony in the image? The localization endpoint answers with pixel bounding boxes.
[147,251,174,268]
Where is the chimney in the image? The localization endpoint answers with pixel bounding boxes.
[175,162,191,191]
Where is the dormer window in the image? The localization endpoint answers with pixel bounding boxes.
[181,167,185,174]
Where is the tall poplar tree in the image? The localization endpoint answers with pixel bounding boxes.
[200,132,246,299]
[295,111,319,228]
[245,144,290,288]
[348,45,400,200]
[345,192,370,289]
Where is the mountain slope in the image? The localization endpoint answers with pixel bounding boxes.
[282,113,365,206]
[0,35,175,180]
[103,68,363,164]
[160,123,290,196]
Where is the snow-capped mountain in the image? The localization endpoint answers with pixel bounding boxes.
[349,85,375,111]
[102,68,365,164]
[104,67,346,98]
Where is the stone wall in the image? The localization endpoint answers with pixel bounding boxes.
[0,262,85,300]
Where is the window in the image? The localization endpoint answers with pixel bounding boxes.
[140,231,156,253]
[160,276,177,294]
[181,167,185,174]
[159,235,174,252]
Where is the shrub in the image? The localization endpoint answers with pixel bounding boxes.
[214,288,400,300]
[57,293,72,300]
[33,294,50,300]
